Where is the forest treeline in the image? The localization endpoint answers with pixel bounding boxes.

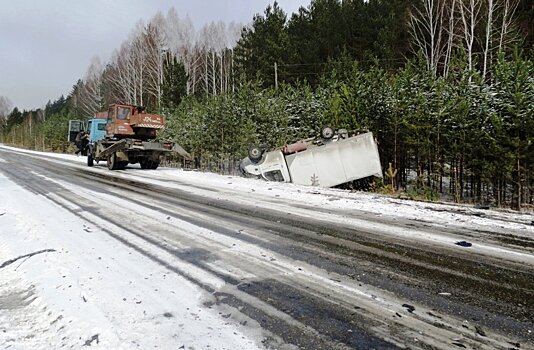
[0,0,533,209]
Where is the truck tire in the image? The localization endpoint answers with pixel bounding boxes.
[248,145,263,163]
[87,146,94,167]
[107,152,119,170]
[140,160,159,170]
[321,126,334,140]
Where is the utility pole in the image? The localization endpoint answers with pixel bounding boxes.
[274,62,278,89]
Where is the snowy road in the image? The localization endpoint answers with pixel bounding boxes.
[0,145,533,349]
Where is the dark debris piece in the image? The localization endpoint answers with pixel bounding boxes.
[452,342,466,348]
[475,325,486,337]
[455,241,472,247]
[427,312,442,319]
[83,334,99,346]
[0,249,56,269]
[402,304,415,313]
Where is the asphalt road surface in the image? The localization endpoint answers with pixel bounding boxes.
[1,147,533,349]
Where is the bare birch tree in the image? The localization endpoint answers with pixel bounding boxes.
[197,21,241,95]
[131,23,147,106]
[498,0,520,52]
[105,22,148,106]
[165,11,199,94]
[198,23,215,95]
[97,6,243,107]
[410,0,521,78]
[106,42,137,104]
[0,96,12,119]
[482,0,497,78]
[409,0,449,75]
[443,0,458,77]
[145,12,167,110]
[459,0,482,77]
[480,0,519,78]
[0,96,12,138]
[77,57,104,117]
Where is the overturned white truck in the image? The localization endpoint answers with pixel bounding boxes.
[240,128,383,188]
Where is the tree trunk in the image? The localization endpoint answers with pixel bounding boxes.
[459,155,465,201]
[512,157,521,210]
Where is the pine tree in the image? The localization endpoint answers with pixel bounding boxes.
[161,56,188,109]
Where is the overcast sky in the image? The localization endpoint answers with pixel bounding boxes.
[0,0,307,111]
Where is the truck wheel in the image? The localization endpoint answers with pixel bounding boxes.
[248,145,263,163]
[321,126,334,140]
[118,161,128,170]
[150,161,160,170]
[87,145,94,167]
[140,159,149,169]
[107,153,119,170]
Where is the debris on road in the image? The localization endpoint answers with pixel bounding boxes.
[402,304,415,313]
[0,249,57,269]
[83,334,99,346]
[475,325,486,337]
[455,241,472,247]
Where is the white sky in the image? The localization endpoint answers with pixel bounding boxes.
[0,0,307,111]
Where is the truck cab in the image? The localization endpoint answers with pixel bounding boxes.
[87,118,107,143]
[68,118,106,143]
[240,150,291,182]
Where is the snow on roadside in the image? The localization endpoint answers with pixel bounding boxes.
[0,171,261,349]
[2,144,533,237]
[2,144,534,256]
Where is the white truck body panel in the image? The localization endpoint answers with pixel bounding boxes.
[285,132,382,187]
[241,131,382,188]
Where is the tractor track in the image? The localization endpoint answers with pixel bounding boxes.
[0,147,533,349]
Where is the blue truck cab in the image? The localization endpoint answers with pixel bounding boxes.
[86,118,107,143]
